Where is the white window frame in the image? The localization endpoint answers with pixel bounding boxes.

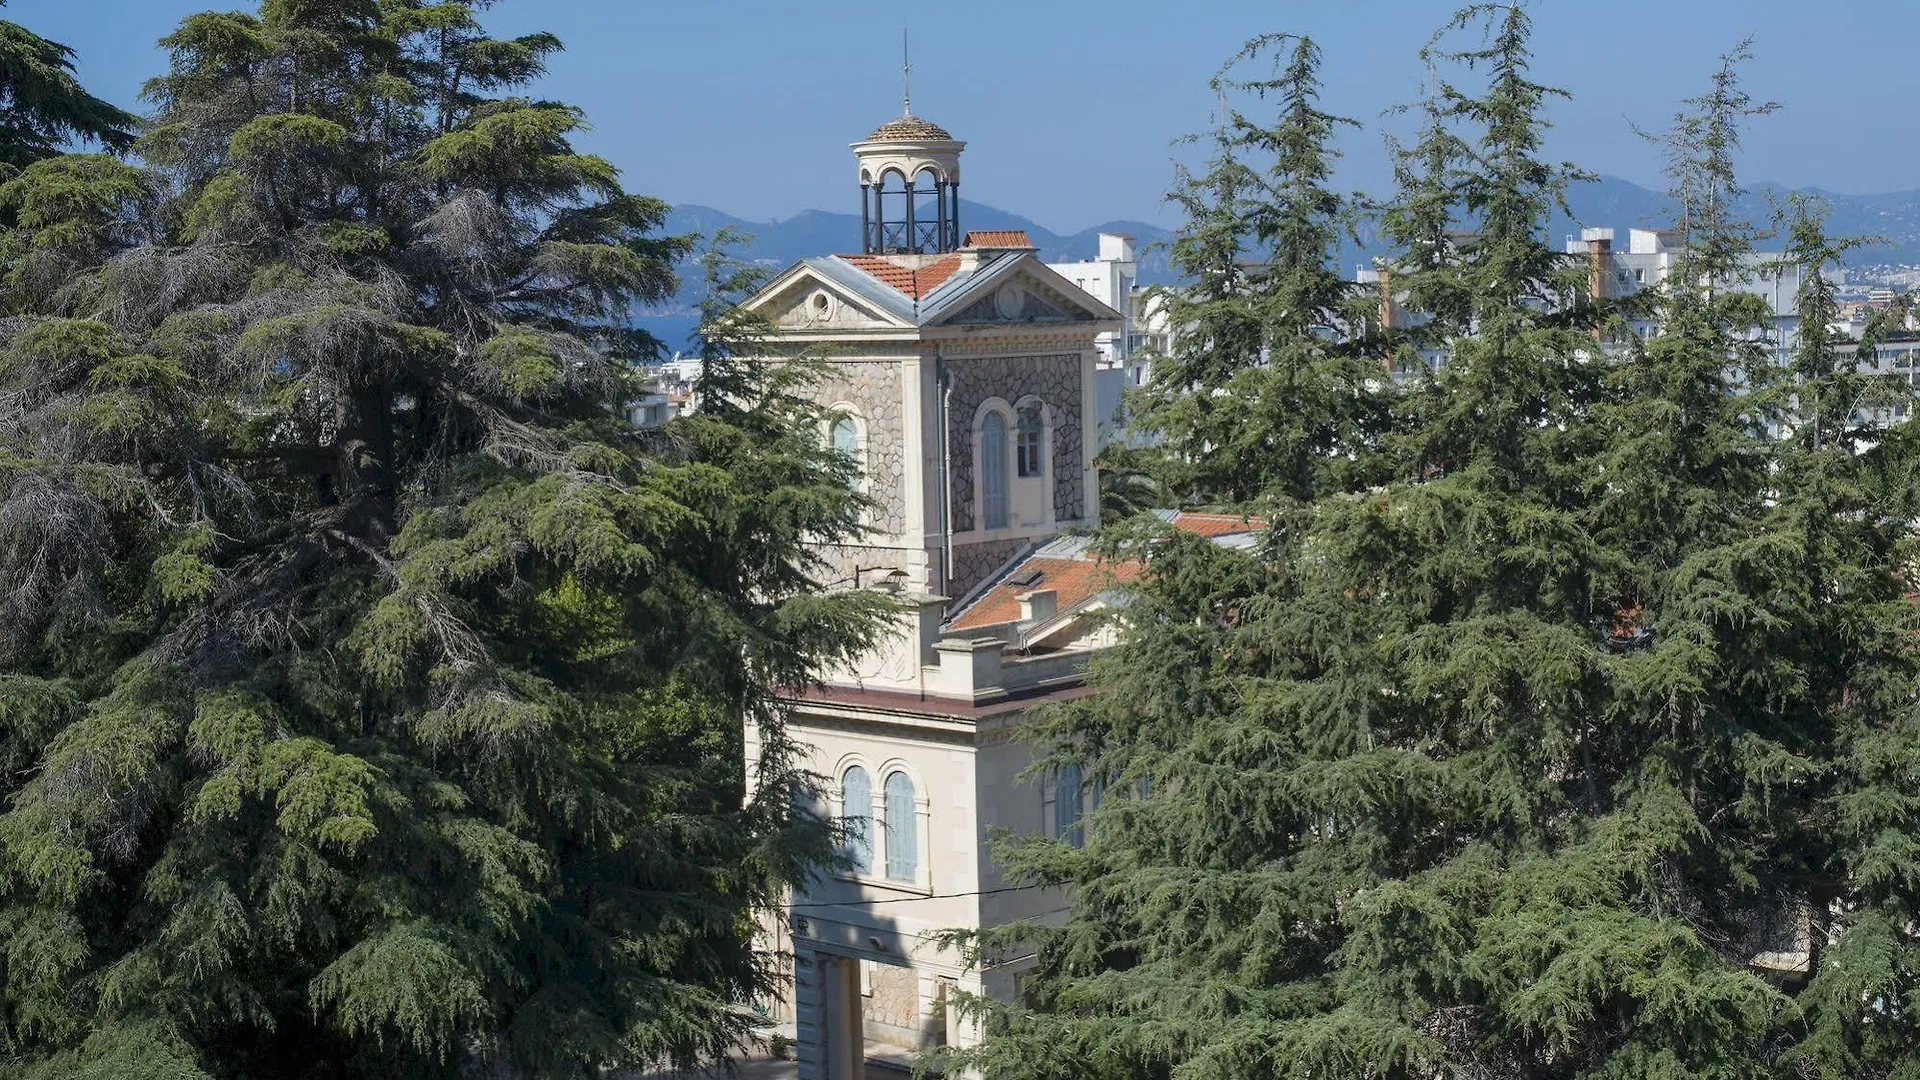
[823,404,867,496]
[1016,403,1045,478]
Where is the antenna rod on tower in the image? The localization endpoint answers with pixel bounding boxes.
[902,27,912,117]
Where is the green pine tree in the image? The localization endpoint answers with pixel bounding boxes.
[957,8,1920,1076]
[1127,33,1382,509]
[0,3,883,1076]
[949,6,1794,1077]
[1375,65,1474,376]
[0,0,135,172]
[1768,193,1920,1078]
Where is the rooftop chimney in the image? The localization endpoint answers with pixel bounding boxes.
[1583,227,1614,302]
[1016,589,1058,624]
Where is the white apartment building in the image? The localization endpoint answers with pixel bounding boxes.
[627,353,703,428]
[1045,232,1137,369]
[1569,226,1812,355]
[1046,235,1151,443]
[1353,226,1827,383]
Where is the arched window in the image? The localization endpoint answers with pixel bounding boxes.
[830,416,861,489]
[841,766,872,875]
[883,771,918,881]
[980,411,1009,530]
[1016,405,1044,478]
[1055,763,1084,848]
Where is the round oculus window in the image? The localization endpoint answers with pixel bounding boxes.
[808,291,835,323]
[994,284,1024,319]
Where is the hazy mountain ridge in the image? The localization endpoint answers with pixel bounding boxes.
[661,199,1179,279]
[638,201,1178,352]
[637,175,1920,353]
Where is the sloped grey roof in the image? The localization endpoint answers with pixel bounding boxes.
[800,250,1029,328]
[799,257,919,322]
[766,249,1123,331]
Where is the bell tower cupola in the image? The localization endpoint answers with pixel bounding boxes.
[855,117,964,255]
[855,38,963,255]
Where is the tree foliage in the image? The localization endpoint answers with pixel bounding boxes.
[1127,33,1383,510]
[0,0,136,172]
[952,7,1920,1079]
[0,3,882,1076]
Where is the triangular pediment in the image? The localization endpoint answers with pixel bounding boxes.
[742,263,914,332]
[930,258,1121,327]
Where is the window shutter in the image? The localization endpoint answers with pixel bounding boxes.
[841,766,872,874]
[1041,773,1056,837]
[883,771,918,881]
[981,412,1008,529]
[831,417,861,489]
[1055,763,1082,848]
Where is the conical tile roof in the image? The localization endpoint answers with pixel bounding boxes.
[866,114,953,141]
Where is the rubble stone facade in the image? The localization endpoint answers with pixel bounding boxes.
[945,353,1086,532]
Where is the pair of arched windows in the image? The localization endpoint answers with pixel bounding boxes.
[979,404,1045,531]
[839,765,919,883]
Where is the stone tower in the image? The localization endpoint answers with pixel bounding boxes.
[741,114,1121,610]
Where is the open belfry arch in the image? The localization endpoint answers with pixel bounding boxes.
[857,116,963,256]
[856,31,965,256]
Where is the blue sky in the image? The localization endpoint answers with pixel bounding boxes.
[11,0,1913,233]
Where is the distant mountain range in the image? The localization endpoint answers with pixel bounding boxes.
[1541,176,1920,267]
[637,175,1920,353]
[638,200,1180,353]
[660,199,1181,283]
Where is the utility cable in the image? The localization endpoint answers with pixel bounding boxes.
[780,883,1048,910]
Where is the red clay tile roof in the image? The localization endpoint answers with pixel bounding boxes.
[961,230,1035,249]
[949,556,1143,631]
[1169,511,1265,537]
[866,115,954,141]
[838,254,963,299]
[945,515,1265,633]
